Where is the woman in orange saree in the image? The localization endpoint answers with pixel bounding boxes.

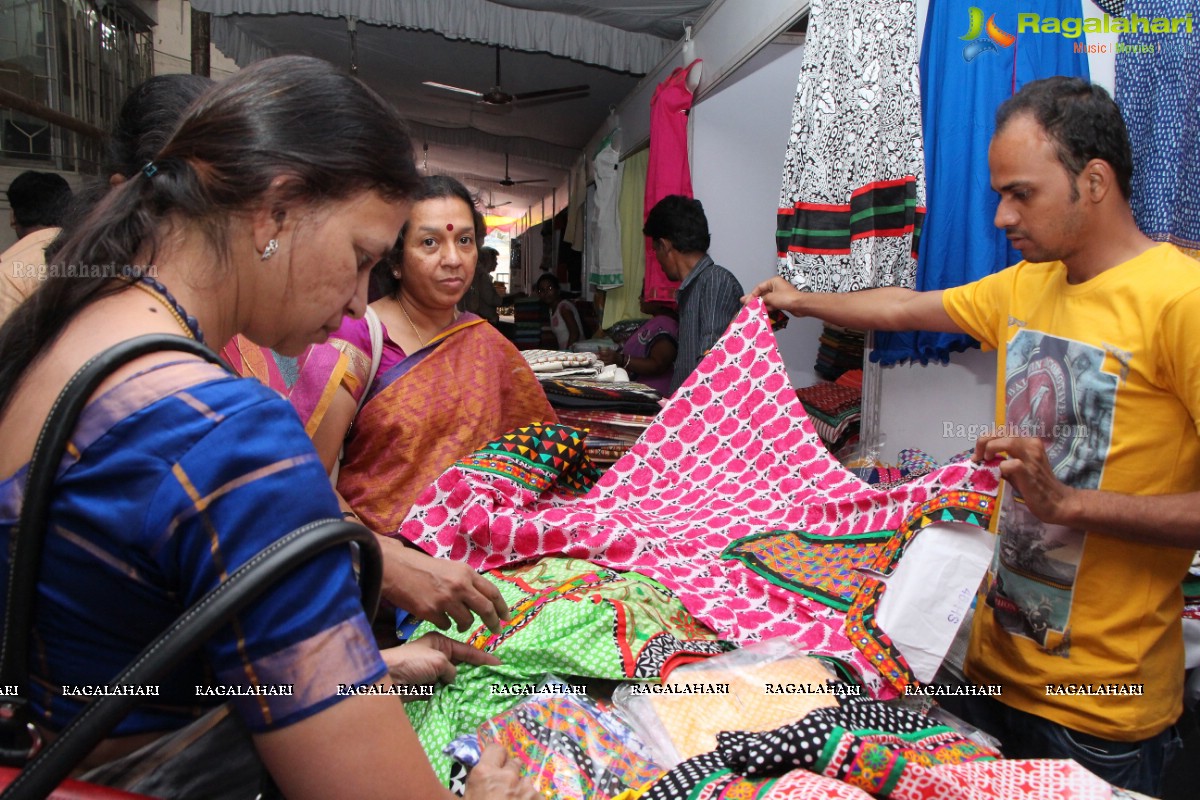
[307,176,557,632]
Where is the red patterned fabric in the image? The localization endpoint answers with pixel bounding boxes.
[398,300,1001,697]
[890,759,1115,799]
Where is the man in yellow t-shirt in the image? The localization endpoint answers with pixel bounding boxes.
[747,76,1199,795]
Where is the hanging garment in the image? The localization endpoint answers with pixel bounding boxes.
[565,156,588,252]
[643,59,700,305]
[404,557,730,783]
[398,300,1002,698]
[603,149,651,329]
[776,0,926,294]
[590,143,627,290]
[1116,0,1200,256]
[872,0,1090,365]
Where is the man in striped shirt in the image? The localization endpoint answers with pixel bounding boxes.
[644,195,744,395]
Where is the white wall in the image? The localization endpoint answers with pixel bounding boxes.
[691,41,824,391]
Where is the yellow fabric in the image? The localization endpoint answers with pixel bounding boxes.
[603,148,651,330]
[942,243,1200,740]
[648,656,840,760]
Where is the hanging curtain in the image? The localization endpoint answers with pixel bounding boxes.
[603,148,650,329]
[1116,0,1200,260]
[643,58,701,305]
[872,0,1090,366]
[587,142,626,291]
[775,0,926,295]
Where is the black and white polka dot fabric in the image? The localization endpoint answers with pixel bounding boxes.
[717,695,938,778]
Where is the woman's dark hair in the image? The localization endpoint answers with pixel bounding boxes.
[995,76,1133,201]
[643,194,711,253]
[0,55,421,416]
[49,74,216,262]
[373,175,478,298]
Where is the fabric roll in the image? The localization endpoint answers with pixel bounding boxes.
[1116,0,1200,254]
[776,0,926,294]
[872,0,1090,365]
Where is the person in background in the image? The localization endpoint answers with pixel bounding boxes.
[643,194,744,394]
[535,272,583,349]
[597,292,679,396]
[0,56,534,800]
[463,245,502,324]
[1,170,72,322]
[749,77,1198,796]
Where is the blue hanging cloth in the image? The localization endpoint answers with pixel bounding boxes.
[872,0,1090,366]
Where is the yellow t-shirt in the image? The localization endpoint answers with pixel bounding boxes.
[942,243,1200,741]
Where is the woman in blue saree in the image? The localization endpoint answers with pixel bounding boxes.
[0,57,534,800]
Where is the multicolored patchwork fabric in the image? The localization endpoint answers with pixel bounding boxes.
[723,492,994,691]
[478,692,665,800]
[718,695,997,795]
[465,423,600,495]
[406,557,730,783]
[400,301,1003,698]
[723,530,894,611]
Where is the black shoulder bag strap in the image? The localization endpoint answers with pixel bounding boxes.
[0,335,382,799]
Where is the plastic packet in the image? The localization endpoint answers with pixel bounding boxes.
[613,638,857,767]
[474,675,665,800]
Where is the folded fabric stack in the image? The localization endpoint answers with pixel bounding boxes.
[556,409,658,467]
[794,372,862,451]
[815,324,866,381]
[511,297,555,350]
[523,349,603,379]
[540,378,663,415]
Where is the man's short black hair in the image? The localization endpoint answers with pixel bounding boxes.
[7,171,72,229]
[995,76,1132,201]
[643,194,711,253]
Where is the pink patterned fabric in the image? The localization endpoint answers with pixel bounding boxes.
[399,300,1001,697]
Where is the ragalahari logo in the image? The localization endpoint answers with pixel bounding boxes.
[960,7,1016,62]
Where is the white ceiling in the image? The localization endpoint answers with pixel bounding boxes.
[192,0,716,218]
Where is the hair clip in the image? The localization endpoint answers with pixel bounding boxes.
[141,161,158,179]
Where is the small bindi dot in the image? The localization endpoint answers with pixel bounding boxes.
[446,223,454,232]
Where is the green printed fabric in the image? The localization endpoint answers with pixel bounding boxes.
[404,557,731,783]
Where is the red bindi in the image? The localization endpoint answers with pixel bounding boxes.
[446,223,454,231]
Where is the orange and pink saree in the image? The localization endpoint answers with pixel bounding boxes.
[334,314,557,536]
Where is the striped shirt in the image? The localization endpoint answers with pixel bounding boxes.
[669,254,745,395]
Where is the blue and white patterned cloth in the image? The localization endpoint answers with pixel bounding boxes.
[1116,0,1200,253]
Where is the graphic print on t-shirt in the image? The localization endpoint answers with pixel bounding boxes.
[985,330,1117,653]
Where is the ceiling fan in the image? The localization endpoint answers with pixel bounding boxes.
[484,153,545,187]
[422,45,590,113]
[484,190,512,211]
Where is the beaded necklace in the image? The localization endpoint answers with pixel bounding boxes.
[124,269,206,344]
